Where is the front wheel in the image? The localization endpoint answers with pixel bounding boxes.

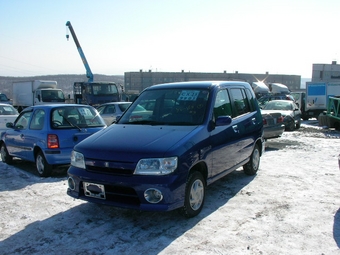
[243,144,260,175]
[36,151,53,177]
[181,171,206,218]
[1,143,13,164]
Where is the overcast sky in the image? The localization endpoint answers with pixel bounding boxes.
[1,0,339,78]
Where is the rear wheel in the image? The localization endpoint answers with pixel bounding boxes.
[286,118,295,131]
[243,144,260,175]
[1,143,13,165]
[181,171,205,218]
[295,118,301,129]
[36,151,53,177]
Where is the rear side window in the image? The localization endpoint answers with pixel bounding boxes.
[245,88,257,112]
[230,88,251,117]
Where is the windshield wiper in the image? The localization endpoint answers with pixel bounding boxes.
[57,111,81,131]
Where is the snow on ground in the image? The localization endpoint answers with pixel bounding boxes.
[0,120,340,255]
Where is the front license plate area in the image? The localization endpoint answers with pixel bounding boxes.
[83,182,106,200]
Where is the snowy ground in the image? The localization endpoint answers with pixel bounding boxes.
[0,120,340,255]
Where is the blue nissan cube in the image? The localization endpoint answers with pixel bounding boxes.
[67,81,264,217]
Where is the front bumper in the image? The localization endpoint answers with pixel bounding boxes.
[67,166,186,212]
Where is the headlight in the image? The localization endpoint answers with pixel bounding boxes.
[70,150,85,169]
[135,157,178,175]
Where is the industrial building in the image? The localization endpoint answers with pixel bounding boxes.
[311,61,340,82]
[124,70,301,95]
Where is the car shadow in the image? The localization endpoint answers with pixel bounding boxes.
[334,208,340,248]
[0,169,255,254]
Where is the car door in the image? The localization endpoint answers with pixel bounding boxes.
[228,87,261,166]
[4,110,33,159]
[209,88,242,176]
[22,109,46,162]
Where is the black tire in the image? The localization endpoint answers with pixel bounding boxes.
[243,144,260,176]
[295,118,301,129]
[0,143,13,165]
[286,119,295,131]
[181,171,206,218]
[36,151,53,177]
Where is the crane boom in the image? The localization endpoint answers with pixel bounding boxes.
[66,21,93,82]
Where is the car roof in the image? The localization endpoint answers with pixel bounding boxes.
[100,102,131,106]
[24,104,96,111]
[145,81,251,90]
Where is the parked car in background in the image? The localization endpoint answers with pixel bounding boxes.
[0,93,12,105]
[67,81,265,218]
[0,104,19,132]
[261,100,302,131]
[0,104,106,177]
[261,111,285,139]
[257,94,294,108]
[97,102,132,125]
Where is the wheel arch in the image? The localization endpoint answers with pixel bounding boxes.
[188,161,208,185]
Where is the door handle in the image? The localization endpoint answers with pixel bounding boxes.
[232,125,239,133]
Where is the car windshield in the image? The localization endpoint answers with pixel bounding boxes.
[0,105,18,115]
[263,101,293,111]
[0,94,9,101]
[117,88,210,125]
[51,106,106,129]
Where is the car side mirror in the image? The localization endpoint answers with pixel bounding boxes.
[6,122,14,128]
[215,116,232,126]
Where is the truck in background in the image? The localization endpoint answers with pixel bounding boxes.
[66,21,123,106]
[318,96,340,130]
[251,82,270,98]
[12,80,65,112]
[252,82,290,99]
[291,82,340,120]
[268,83,290,94]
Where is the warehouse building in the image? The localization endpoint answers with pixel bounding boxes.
[124,70,301,96]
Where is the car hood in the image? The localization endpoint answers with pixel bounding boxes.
[74,124,200,161]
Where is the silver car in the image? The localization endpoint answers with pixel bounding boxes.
[97,102,131,125]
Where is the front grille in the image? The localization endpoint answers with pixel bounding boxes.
[85,159,135,176]
[87,165,134,175]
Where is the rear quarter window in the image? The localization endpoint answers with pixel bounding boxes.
[230,88,251,116]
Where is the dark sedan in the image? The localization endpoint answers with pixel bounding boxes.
[261,111,285,139]
[261,100,302,131]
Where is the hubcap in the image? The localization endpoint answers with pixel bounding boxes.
[36,155,44,174]
[252,149,260,170]
[189,179,204,210]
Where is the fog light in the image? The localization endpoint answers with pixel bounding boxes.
[68,177,75,190]
[144,188,163,203]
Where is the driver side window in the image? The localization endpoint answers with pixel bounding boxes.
[214,89,232,119]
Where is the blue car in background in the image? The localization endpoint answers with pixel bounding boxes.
[0,104,106,176]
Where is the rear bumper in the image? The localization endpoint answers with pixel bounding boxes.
[263,124,285,139]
